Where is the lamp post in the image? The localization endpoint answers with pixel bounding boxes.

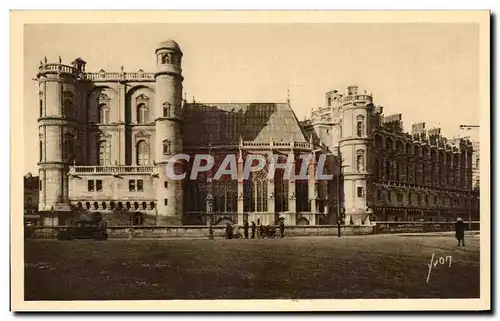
[336,146,349,238]
[51,206,54,239]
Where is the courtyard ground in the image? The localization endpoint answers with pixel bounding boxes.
[24,233,480,300]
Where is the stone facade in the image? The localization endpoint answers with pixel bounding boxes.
[35,39,479,227]
[303,88,479,224]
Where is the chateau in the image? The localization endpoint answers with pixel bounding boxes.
[35,39,479,227]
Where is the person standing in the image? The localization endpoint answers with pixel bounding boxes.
[455,217,465,247]
[279,219,285,238]
[251,221,256,239]
[244,220,249,239]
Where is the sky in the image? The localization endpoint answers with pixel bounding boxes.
[24,23,480,174]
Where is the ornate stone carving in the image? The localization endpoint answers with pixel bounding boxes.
[98,93,110,102]
[136,94,150,101]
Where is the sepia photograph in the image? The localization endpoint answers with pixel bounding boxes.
[10,10,490,311]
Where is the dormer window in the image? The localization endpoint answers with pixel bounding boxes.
[327,97,332,106]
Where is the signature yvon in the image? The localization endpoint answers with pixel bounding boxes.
[426,253,452,283]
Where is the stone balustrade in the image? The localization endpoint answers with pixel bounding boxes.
[71,165,154,175]
[38,63,155,82]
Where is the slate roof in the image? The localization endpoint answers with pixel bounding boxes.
[182,102,308,146]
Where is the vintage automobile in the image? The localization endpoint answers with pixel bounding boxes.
[56,220,108,241]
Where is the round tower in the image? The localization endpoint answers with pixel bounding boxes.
[37,58,79,216]
[154,40,184,224]
[338,86,374,225]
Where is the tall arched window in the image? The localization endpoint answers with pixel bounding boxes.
[98,140,111,165]
[356,115,364,137]
[163,102,171,117]
[385,158,391,180]
[39,99,43,117]
[213,180,238,213]
[39,140,43,162]
[63,134,74,163]
[137,103,149,124]
[250,170,268,212]
[356,149,365,172]
[386,138,393,151]
[136,140,150,165]
[98,104,110,124]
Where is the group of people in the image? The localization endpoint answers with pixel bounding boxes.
[224,219,285,239]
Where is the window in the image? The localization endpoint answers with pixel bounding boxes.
[39,141,43,162]
[96,180,102,192]
[102,202,107,210]
[388,191,392,203]
[63,99,73,118]
[110,202,115,210]
[417,194,421,204]
[476,157,480,169]
[397,194,403,203]
[98,104,110,124]
[129,180,135,192]
[137,103,149,123]
[39,99,43,117]
[164,181,168,188]
[425,195,428,205]
[357,187,364,198]
[434,196,437,205]
[93,202,99,210]
[136,140,150,165]
[64,134,74,163]
[98,140,111,165]
[327,97,332,106]
[163,103,171,117]
[39,180,42,191]
[142,202,147,210]
[164,198,168,206]
[163,140,171,155]
[133,213,144,226]
[408,192,412,205]
[86,202,91,209]
[356,115,364,137]
[150,201,155,209]
[377,189,381,200]
[356,150,365,172]
[88,180,94,192]
[137,180,144,192]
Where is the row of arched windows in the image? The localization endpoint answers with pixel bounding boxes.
[76,201,155,211]
[97,102,174,124]
[97,140,163,165]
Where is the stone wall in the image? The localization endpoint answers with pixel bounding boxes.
[25,221,480,239]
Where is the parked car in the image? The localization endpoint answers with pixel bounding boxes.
[57,220,108,240]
